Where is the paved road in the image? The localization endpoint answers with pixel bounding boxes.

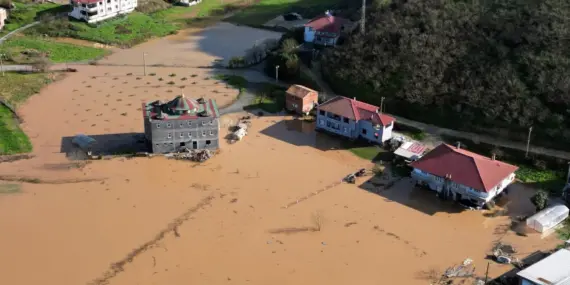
[302,61,570,160]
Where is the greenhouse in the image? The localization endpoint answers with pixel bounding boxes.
[526,204,569,233]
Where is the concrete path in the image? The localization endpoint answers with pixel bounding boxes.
[0,21,40,44]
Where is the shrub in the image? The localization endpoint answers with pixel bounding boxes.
[228,56,246,69]
[530,190,549,212]
[31,56,51,72]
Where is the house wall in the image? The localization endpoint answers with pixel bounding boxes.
[356,120,393,143]
[302,93,319,113]
[315,109,356,138]
[179,0,201,6]
[148,117,220,153]
[411,168,516,206]
[69,0,137,23]
[313,35,338,46]
[304,26,315,43]
[285,95,303,114]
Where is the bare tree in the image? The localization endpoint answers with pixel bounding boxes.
[31,56,52,73]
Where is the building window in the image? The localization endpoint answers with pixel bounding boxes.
[202,121,206,126]
[344,127,348,133]
[115,5,118,8]
[188,121,192,127]
[319,120,325,126]
[166,123,171,128]
[202,131,206,136]
[209,120,214,125]
[210,130,214,135]
[180,133,184,138]
[319,110,325,116]
[167,133,172,138]
[99,1,102,4]
[206,140,211,145]
[156,123,161,128]
[188,132,192,137]
[343,117,349,123]
[107,0,110,2]
[362,129,367,135]
[107,7,111,10]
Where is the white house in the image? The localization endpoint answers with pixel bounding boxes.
[0,8,6,31]
[517,248,570,285]
[178,0,201,7]
[69,0,137,23]
[304,11,352,46]
[315,96,395,144]
[410,143,518,209]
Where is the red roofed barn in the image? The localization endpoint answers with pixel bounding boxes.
[304,11,353,46]
[285,84,319,115]
[410,143,519,208]
[315,96,395,143]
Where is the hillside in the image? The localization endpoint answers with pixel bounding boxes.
[322,0,570,150]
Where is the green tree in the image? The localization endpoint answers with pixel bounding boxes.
[322,0,570,149]
[530,190,549,212]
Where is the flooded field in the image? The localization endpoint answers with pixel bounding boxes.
[0,23,561,285]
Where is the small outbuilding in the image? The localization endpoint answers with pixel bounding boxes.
[394,141,428,162]
[285,84,318,115]
[526,204,569,234]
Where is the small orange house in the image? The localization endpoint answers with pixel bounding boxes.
[285,85,319,115]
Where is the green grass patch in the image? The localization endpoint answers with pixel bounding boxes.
[0,105,32,155]
[2,36,107,64]
[1,2,60,33]
[0,72,53,105]
[30,12,178,47]
[0,72,53,155]
[557,219,570,241]
[248,95,284,113]
[348,146,380,161]
[0,184,22,194]
[516,166,566,196]
[214,74,248,90]
[226,0,340,26]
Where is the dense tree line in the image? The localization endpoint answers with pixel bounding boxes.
[322,0,570,149]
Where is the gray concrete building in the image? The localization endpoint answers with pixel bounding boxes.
[142,94,220,153]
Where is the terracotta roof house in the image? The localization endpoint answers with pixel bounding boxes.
[315,96,395,144]
[142,94,220,153]
[410,143,519,209]
[285,85,318,115]
[303,11,353,46]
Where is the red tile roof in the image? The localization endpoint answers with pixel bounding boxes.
[286,85,317,99]
[305,14,351,34]
[318,96,395,126]
[410,144,519,192]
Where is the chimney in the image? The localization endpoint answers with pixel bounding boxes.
[492,154,496,160]
[456,142,461,149]
[325,10,331,17]
[353,97,356,101]
[181,93,185,98]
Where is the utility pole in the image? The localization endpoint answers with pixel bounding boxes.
[0,53,4,77]
[525,126,533,158]
[360,0,366,35]
[275,65,280,83]
[380,97,385,113]
[484,262,490,284]
[142,52,147,76]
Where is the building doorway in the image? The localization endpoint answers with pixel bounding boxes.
[192,141,197,149]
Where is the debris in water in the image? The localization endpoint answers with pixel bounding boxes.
[170,148,215,162]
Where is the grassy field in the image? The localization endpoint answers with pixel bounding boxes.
[2,36,107,64]
[1,2,60,33]
[348,146,380,161]
[0,72,55,155]
[0,105,33,155]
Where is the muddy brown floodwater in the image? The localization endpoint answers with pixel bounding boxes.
[0,23,560,285]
